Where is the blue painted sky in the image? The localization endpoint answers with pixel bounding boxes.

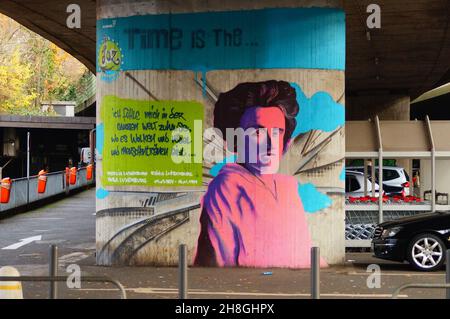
[96,187,109,199]
[340,166,346,181]
[96,123,104,155]
[209,155,237,177]
[298,183,332,213]
[290,82,345,138]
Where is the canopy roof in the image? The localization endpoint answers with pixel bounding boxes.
[346,120,450,158]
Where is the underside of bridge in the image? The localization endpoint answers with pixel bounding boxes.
[0,0,96,72]
[1,0,449,102]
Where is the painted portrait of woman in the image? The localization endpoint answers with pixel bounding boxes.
[194,80,321,268]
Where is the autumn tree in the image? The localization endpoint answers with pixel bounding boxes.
[0,13,90,116]
[0,15,37,114]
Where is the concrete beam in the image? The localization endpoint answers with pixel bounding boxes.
[0,115,95,130]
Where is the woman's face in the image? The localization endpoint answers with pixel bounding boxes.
[238,106,286,174]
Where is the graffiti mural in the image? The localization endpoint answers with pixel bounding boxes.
[96,6,346,267]
[194,80,317,267]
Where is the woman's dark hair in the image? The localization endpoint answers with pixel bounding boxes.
[214,80,299,151]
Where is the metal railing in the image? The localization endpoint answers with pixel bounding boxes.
[392,249,450,299]
[75,73,96,108]
[176,245,322,300]
[311,247,320,299]
[392,283,450,299]
[0,167,94,213]
[178,244,188,299]
[0,244,126,299]
[179,246,449,300]
[0,276,127,299]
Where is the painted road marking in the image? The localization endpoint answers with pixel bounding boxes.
[18,253,42,257]
[0,284,22,290]
[76,288,408,298]
[2,236,42,250]
[21,218,63,220]
[58,252,90,266]
[348,271,445,277]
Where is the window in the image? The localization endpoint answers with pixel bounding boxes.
[375,169,400,181]
[403,169,410,181]
[346,175,360,192]
[348,167,401,182]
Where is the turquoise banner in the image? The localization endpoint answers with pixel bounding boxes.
[97,7,345,73]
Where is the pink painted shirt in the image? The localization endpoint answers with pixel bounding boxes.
[194,163,315,268]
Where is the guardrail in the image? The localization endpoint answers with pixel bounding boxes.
[0,244,126,299]
[0,167,94,213]
[392,250,450,299]
[392,283,450,299]
[0,276,127,299]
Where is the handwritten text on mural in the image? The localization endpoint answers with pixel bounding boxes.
[101,96,203,186]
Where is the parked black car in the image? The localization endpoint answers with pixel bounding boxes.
[372,212,450,271]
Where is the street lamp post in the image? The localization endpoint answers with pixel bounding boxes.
[0,158,13,180]
[27,132,30,204]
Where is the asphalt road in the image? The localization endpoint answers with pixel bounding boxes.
[0,189,448,299]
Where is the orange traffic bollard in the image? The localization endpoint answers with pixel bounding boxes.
[1,178,12,204]
[86,164,93,180]
[69,167,77,185]
[37,170,47,194]
[65,167,70,186]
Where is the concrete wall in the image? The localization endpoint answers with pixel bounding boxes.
[346,94,410,121]
[420,159,450,203]
[42,101,76,117]
[347,94,412,172]
[96,0,346,266]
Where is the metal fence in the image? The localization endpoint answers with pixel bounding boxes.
[0,244,126,299]
[345,210,423,241]
[0,167,94,213]
[75,73,96,107]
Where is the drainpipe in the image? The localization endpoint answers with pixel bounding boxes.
[425,116,436,212]
[89,128,96,165]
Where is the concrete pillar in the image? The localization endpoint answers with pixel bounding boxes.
[346,94,410,121]
[420,159,450,203]
[96,0,346,266]
[347,94,412,179]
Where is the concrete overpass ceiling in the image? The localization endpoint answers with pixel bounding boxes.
[0,0,96,72]
[0,1,449,99]
[345,0,450,99]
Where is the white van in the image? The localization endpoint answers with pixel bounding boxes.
[346,170,380,197]
[80,147,95,164]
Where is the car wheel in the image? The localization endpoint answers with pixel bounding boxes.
[407,233,445,271]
